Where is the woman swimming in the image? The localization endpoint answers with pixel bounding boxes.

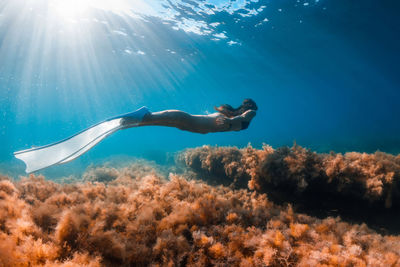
[14,99,257,173]
[122,98,257,134]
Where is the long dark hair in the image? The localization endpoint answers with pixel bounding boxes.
[214,98,258,118]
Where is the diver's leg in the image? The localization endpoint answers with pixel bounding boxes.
[140,110,211,133]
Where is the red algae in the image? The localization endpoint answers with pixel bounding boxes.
[0,145,400,266]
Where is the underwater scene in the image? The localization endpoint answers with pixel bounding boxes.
[1,0,400,266]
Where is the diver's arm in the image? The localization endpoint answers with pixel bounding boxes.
[225,109,257,131]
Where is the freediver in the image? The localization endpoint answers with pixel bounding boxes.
[122,98,257,134]
[14,99,257,173]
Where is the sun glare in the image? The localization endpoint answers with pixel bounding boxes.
[54,0,91,19]
[51,0,159,22]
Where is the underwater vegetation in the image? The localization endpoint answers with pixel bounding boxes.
[180,144,400,227]
[1,144,400,266]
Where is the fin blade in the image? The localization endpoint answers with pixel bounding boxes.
[14,118,123,173]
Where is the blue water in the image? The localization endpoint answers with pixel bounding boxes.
[0,0,399,178]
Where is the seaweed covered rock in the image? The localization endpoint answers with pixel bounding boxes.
[179,144,400,210]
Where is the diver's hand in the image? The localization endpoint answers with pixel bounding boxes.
[215,116,229,126]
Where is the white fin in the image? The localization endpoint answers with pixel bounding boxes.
[14,107,150,173]
[14,118,123,173]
